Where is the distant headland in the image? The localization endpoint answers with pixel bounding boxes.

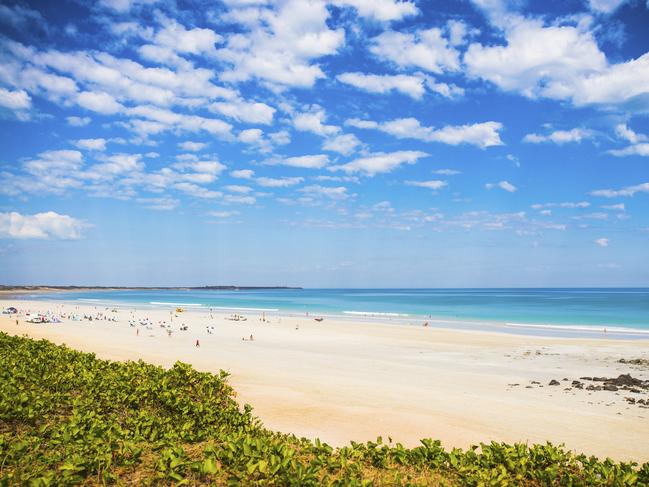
[0,285,302,292]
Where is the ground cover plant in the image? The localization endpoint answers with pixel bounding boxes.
[1,332,648,486]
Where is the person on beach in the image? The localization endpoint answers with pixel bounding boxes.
[16,319,19,326]
[136,328,139,336]
[195,339,200,347]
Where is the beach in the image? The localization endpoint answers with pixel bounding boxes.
[1,298,648,462]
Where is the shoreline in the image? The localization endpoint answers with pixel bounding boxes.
[1,298,649,462]
[6,292,649,341]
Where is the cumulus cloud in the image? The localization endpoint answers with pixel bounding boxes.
[594,237,609,247]
[347,117,503,148]
[486,180,517,192]
[216,0,344,88]
[0,211,88,239]
[298,184,350,200]
[178,141,208,151]
[531,201,590,209]
[331,0,418,21]
[432,169,461,175]
[230,169,255,179]
[0,87,31,110]
[332,150,428,176]
[337,72,426,99]
[370,28,460,74]
[615,124,647,144]
[608,144,649,157]
[208,210,240,218]
[136,196,179,210]
[292,107,340,136]
[223,185,253,194]
[66,116,91,126]
[464,16,649,109]
[268,154,329,169]
[75,138,107,151]
[209,99,275,124]
[590,182,649,197]
[587,0,630,13]
[523,128,593,144]
[321,133,362,156]
[464,17,606,99]
[405,180,448,190]
[77,91,123,115]
[256,176,304,187]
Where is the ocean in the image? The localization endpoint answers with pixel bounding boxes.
[20,288,649,338]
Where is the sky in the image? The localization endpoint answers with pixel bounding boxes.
[0,0,648,287]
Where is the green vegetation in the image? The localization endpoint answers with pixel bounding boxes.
[1,332,647,486]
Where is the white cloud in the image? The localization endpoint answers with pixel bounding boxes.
[75,138,107,151]
[531,201,590,209]
[216,0,344,88]
[0,211,87,239]
[594,237,609,247]
[77,91,123,115]
[0,87,31,110]
[331,0,418,21]
[345,118,379,129]
[98,0,158,13]
[174,182,222,199]
[270,154,329,169]
[464,17,606,98]
[173,160,226,177]
[66,116,91,126]
[370,28,460,73]
[615,124,647,144]
[608,144,649,157]
[269,130,291,145]
[292,107,340,136]
[587,0,630,14]
[256,176,304,187]
[210,99,275,124]
[426,79,465,99]
[237,128,263,143]
[523,128,593,144]
[486,180,517,192]
[127,105,232,138]
[602,203,625,211]
[223,194,256,204]
[136,196,179,210]
[432,168,461,175]
[224,185,253,193]
[0,3,45,28]
[299,185,350,200]
[178,141,208,151]
[322,133,362,155]
[151,16,222,56]
[590,182,649,197]
[85,153,144,180]
[230,169,255,179]
[405,180,448,190]
[464,16,649,109]
[208,210,239,218]
[337,72,426,99]
[349,117,504,148]
[332,150,428,176]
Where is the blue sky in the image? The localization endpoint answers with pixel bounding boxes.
[0,0,648,287]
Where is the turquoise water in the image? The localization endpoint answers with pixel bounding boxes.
[21,288,649,336]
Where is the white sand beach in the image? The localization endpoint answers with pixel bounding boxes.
[1,299,648,462]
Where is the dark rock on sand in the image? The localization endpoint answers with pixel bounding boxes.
[549,380,560,386]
